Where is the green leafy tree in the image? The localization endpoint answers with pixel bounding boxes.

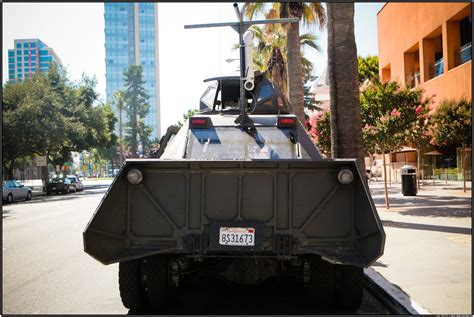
[2,65,117,182]
[431,98,472,148]
[176,109,199,128]
[122,65,153,157]
[358,55,379,84]
[431,98,471,191]
[113,90,126,163]
[361,80,429,208]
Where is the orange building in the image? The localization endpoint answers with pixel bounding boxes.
[377,3,472,106]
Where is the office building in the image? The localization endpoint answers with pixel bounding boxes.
[7,38,63,82]
[104,3,161,139]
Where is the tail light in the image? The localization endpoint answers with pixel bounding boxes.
[189,117,212,129]
[277,116,297,128]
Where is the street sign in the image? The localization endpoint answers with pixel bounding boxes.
[36,156,47,167]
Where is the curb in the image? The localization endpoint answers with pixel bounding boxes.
[364,267,430,314]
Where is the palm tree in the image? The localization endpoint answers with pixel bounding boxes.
[246,23,320,99]
[326,3,366,176]
[113,90,125,163]
[243,2,326,123]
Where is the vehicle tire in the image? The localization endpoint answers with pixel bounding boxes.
[306,256,336,308]
[142,255,170,311]
[336,265,363,310]
[119,259,147,310]
[26,191,32,201]
[6,194,13,204]
[65,187,70,194]
[46,191,51,196]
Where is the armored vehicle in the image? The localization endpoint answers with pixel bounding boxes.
[83,5,385,311]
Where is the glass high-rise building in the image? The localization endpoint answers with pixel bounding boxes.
[7,39,63,82]
[104,3,161,139]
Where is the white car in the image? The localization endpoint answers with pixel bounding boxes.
[2,180,32,203]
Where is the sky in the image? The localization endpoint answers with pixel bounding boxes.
[2,2,384,136]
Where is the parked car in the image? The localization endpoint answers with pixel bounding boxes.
[2,180,32,203]
[46,177,75,195]
[67,175,84,191]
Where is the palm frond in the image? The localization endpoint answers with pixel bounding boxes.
[242,2,267,20]
[299,32,321,52]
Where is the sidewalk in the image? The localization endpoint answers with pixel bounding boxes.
[368,179,471,314]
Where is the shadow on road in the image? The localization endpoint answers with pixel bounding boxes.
[5,187,109,206]
[127,274,390,315]
[382,220,471,235]
[370,188,471,219]
[2,209,13,219]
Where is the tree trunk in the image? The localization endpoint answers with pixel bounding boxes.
[119,107,124,164]
[286,16,305,124]
[382,152,390,209]
[5,160,15,180]
[327,3,366,177]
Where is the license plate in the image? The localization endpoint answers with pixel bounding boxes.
[219,227,255,246]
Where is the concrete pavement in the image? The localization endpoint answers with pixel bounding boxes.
[368,179,471,314]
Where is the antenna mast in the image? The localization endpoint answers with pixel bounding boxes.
[184,3,298,126]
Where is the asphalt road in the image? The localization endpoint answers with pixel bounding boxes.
[2,184,391,314]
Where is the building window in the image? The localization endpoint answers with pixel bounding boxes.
[17,57,21,61]
[24,50,29,54]
[9,74,15,79]
[9,69,15,74]
[16,43,21,48]
[455,16,472,66]
[17,50,22,55]
[8,51,14,57]
[8,57,14,63]
[25,68,30,72]
[24,56,29,61]
[32,56,37,61]
[23,43,29,48]
[404,43,421,88]
[17,63,22,67]
[39,49,49,55]
[39,56,52,62]
[422,29,444,80]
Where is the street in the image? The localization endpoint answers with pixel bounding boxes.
[2,178,471,314]
[2,182,393,314]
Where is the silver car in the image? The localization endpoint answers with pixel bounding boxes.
[67,175,83,192]
[2,180,32,203]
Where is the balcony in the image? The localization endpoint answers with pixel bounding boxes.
[455,42,472,66]
[434,58,444,77]
[407,71,421,88]
[429,58,444,79]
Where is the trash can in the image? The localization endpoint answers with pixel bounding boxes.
[401,165,417,196]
